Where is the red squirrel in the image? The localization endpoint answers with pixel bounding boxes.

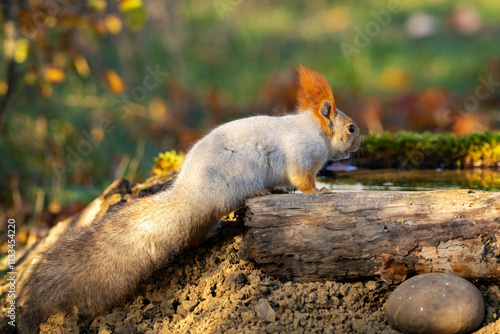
[17,66,362,333]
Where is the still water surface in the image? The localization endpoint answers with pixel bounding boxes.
[319,169,500,192]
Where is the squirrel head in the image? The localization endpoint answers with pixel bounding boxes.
[297,66,362,160]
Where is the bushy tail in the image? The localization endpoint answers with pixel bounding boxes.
[17,293,51,334]
[16,189,213,333]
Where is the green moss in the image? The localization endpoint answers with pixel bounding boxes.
[355,131,500,169]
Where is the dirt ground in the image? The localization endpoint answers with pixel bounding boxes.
[0,214,493,334]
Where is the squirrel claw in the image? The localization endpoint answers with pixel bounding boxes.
[259,188,273,196]
[319,187,331,193]
[259,188,289,196]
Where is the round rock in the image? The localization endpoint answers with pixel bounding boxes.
[385,273,484,334]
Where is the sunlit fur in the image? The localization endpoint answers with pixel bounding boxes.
[17,66,362,333]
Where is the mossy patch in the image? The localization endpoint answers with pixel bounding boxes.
[355,131,500,169]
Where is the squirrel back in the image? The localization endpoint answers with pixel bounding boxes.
[17,66,362,333]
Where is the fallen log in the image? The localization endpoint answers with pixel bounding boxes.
[239,190,500,283]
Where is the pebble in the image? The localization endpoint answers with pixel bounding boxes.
[256,299,276,322]
[385,273,484,334]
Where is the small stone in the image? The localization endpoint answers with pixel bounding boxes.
[143,303,156,313]
[124,311,142,326]
[97,325,113,334]
[180,300,198,313]
[256,299,276,322]
[115,325,137,334]
[103,311,126,326]
[365,280,378,291]
[385,273,484,334]
[241,311,256,324]
[159,299,176,317]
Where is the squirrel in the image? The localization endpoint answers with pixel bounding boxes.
[17,66,362,333]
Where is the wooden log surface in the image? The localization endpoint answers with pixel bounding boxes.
[239,190,500,283]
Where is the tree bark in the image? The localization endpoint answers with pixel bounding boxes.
[239,190,500,283]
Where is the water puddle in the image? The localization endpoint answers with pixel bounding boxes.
[318,168,500,192]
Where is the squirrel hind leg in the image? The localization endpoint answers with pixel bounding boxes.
[186,215,221,246]
[187,205,238,246]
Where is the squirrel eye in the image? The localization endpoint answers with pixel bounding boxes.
[347,124,355,133]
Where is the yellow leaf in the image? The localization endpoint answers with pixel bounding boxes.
[380,67,410,90]
[44,16,57,28]
[104,14,123,34]
[119,0,143,11]
[88,0,107,11]
[105,69,125,94]
[74,55,91,77]
[3,22,15,59]
[120,0,146,31]
[18,228,28,245]
[48,202,61,214]
[14,38,30,63]
[149,98,168,122]
[0,81,8,95]
[44,67,66,83]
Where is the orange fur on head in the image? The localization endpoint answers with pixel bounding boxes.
[297,66,336,136]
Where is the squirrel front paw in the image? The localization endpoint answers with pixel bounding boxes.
[259,188,289,196]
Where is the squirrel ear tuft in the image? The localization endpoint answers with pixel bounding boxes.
[297,66,336,136]
[297,65,335,114]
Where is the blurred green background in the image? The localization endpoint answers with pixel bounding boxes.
[0,0,499,241]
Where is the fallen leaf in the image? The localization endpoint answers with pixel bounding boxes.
[44,66,65,83]
[105,69,125,94]
[74,55,91,77]
[105,14,123,34]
